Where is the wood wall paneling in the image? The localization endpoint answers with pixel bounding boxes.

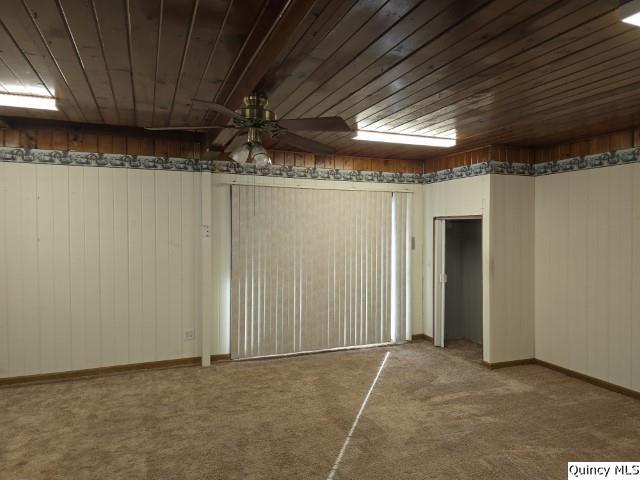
[0,164,202,378]
[534,164,640,392]
[2,1,640,160]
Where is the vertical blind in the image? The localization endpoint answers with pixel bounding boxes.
[231,185,410,359]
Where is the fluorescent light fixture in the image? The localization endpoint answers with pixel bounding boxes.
[621,0,640,26]
[0,92,57,111]
[353,130,456,147]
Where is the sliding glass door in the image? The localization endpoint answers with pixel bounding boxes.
[230,185,410,359]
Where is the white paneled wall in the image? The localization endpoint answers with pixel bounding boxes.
[535,164,640,392]
[490,175,535,363]
[423,175,491,352]
[0,163,202,378]
[423,175,535,364]
[423,175,490,338]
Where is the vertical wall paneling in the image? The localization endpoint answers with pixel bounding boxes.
[20,164,39,374]
[489,175,535,363]
[632,166,640,392]
[6,163,25,376]
[201,172,213,366]
[608,165,632,388]
[127,169,144,364]
[0,163,9,376]
[1,164,421,378]
[535,164,640,392]
[181,173,198,358]
[586,169,610,382]
[167,174,183,359]
[36,166,55,370]
[99,168,116,366]
[52,167,72,372]
[141,171,157,362]
[0,164,202,378]
[155,172,171,359]
[113,169,130,365]
[68,167,87,370]
[566,172,588,374]
[83,168,102,368]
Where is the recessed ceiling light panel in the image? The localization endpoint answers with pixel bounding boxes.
[621,0,640,26]
[353,130,456,147]
[0,92,58,111]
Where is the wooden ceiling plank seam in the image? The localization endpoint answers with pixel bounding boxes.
[451,81,640,147]
[167,0,236,126]
[391,2,625,134]
[0,19,53,96]
[261,0,363,107]
[265,0,388,111]
[275,0,406,117]
[407,44,640,138]
[211,0,274,107]
[18,0,88,122]
[0,16,73,121]
[167,0,200,122]
[0,54,26,93]
[186,0,267,126]
[467,101,640,150]
[397,19,635,137]
[222,0,307,106]
[89,0,136,124]
[181,0,234,123]
[309,0,561,147]
[306,0,559,146]
[154,0,208,127]
[281,0,432,119]
[55,0,106,124]
[153,0,164,126]
[403,27,640,137]
[89,0,122,124]
[354,0,594,132]
[196,0,273,138]
[291,0,470,120]
[211,0,322,147]
[125,0,138,125]
[431,99,640,154]
[257,0,343,94]
[301,0,528,128]
[318,0,621,150]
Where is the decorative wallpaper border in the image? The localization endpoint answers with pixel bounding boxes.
[533,148,640,175]
[1,146,638,184]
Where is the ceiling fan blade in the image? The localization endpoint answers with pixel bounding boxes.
[224,130,246,153]
[276,132,336,155]
[191,98,246,121]
[145,125,237,131]
[277,116,351,132]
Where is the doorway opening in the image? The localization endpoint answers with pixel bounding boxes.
[434,218,483,351]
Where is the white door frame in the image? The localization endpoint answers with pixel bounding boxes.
[433,215,483,349]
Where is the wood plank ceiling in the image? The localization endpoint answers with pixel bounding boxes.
[0,0,639,161]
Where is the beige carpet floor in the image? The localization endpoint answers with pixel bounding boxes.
[1,341,639,479]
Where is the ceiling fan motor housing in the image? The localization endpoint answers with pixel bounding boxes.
[236,93,276,124]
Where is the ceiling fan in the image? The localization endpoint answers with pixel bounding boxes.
[147,93,352,166]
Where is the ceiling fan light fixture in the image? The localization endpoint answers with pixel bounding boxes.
[230,142,272,167]
[353,130,456,148]
[621,0,640,26]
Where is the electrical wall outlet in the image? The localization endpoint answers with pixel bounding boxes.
[183,329,195,341]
